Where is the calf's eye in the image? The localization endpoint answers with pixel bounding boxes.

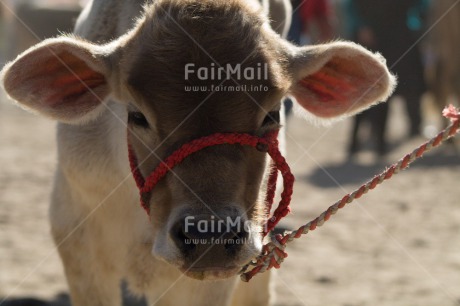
[262,111,280,126]
[128,111,149,128]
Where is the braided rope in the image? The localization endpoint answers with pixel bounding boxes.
[128,130,295,236]
[239,105,460,282]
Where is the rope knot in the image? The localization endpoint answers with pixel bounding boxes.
[443,104,460,122]
[239,233,288,282]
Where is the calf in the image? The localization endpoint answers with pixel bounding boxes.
[1,0,395,305]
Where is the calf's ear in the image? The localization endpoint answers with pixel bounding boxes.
[1,37,111,123]
[286,41,396,120]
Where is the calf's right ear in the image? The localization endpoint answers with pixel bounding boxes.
[1,37,111,123]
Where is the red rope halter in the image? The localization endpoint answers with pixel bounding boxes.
[127,105,460,282]
[128,130,295,236]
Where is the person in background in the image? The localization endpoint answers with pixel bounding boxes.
[300,0,335,43]
[287,0,335,48]
[287,0,304,45]
[345,0,427,157]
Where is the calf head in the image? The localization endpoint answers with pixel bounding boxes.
[1,0,395,280]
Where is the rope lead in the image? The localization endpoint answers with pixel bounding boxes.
[240,105,460,282]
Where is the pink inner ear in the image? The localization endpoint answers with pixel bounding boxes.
[5,47,109,121]
[292,56,375,118]
[34,51,107,107]
[48,67,106,107]
[299,70,352,103]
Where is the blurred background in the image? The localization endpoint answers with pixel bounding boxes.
[0,1,459,305]
[0,0,84,64]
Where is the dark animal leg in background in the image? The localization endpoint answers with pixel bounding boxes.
[401,92,422,138]
[348,113,363,157]
[371,102,389,156]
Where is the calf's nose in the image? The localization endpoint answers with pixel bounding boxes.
[171,214,249,257]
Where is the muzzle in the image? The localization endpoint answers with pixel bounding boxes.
[127,130,294,236]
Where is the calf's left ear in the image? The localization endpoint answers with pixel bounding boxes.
[286,41,396,119]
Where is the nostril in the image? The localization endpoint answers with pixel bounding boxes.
[224,228,248,254]
[170,214,250,255]
[171,221,196,253]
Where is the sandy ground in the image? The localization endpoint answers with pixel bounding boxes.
[1,90,460,306]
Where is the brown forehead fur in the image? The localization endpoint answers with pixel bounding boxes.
[125,0,288,139]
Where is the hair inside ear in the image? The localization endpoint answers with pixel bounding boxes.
[2,39,110,122]
[289,46,395,119]
[43,50,107,107]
